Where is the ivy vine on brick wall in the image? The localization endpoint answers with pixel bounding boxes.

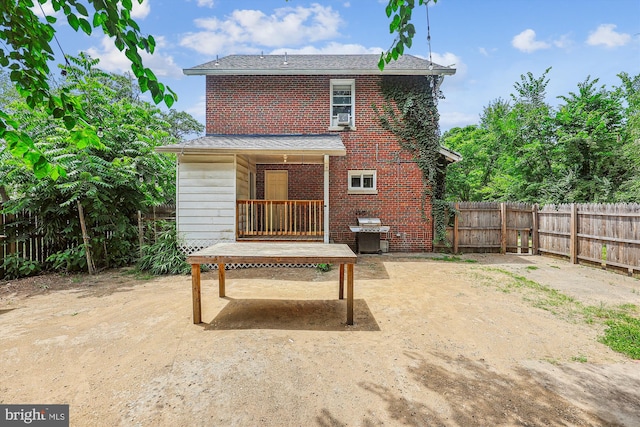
[373,75,449,245]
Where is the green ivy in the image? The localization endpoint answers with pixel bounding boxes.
[374,75,449,245]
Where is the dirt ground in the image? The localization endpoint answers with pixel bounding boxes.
[1,253,639,426]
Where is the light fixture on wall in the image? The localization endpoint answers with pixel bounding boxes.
[283,154,288,163]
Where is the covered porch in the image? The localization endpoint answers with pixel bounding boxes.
[157,134,346,246]
[236,199,324,241]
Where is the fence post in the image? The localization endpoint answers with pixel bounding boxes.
[532,204,539,255]
[453,202,459,254]
[570,203,578,264]
[8,213,16,256]
[500,202,507,254]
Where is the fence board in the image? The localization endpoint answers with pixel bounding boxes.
[1,204,177,279]
[436,202,640,272]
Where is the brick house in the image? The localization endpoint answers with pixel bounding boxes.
[157,54,460,253]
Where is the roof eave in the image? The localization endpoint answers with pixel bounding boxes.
[438,147,463,163]
[156,146,347,156]
[183,68,456,77]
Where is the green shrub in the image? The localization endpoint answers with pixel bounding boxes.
[1,253,41,280]
[46,246,87,272]
[316,263,331,272]
[137,222,190,275]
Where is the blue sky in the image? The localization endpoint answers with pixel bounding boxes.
[37,0,640,133]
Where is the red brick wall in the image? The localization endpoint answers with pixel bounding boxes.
[256,164,323,200]
[206,74,433,252]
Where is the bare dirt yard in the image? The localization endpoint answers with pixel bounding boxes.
[1,253,640,426]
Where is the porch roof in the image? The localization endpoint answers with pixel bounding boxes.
[439,146,463,163]
[156,134,347,156]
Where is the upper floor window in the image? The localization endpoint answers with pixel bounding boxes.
[330,79,355,129]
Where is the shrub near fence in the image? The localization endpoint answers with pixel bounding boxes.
[1,204,176,279]
[438,202,640,274]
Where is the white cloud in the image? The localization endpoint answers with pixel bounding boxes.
[183,95,206,123]
[131,0,151,19]
[430,52,459,68]
[404,51,465,84]
[512,29,550,53]
[586,24,631,48]
[86,35,183,79]
[197,0,215,7]
[553,34,574,49]
[180,4,343,55]
[270,42,383,55]
[31,1,59,18]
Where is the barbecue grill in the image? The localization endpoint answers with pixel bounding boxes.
[349,218,390,254]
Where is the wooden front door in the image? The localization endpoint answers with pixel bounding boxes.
[265,170,288,231]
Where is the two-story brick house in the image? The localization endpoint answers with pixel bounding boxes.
[157,54,459,253]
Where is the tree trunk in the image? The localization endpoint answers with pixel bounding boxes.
[0,185,9,203]
[77,200,95,275]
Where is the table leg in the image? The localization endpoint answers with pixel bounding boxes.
[347,263,354,325]
[218,263,226,297]
[339,264,344,299]
[191,264,201,324]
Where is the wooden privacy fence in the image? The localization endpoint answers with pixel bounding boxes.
[1,205,176,272]
[437,202,536,254]
[1,209,52,265]
[439,202,640,274]
[538,203,640,275]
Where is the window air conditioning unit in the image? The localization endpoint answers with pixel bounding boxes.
[337,113,350,126]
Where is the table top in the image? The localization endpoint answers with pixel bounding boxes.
[187,242,357,264]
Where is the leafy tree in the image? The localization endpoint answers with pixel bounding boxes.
[554,77,624,202]
[442,70,639,204]
[504,68,557,202]
[441,125,492,201]
[0,54,201,273]
[159,109,205,140]
[0,0,176,179]
[614,72,640,202]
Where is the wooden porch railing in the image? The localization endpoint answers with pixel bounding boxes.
[236,200,324,238]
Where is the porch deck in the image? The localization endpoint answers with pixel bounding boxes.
[236,199,324,241]
[237,234,323,242]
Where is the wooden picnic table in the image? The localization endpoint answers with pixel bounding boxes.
[187,242,358,325]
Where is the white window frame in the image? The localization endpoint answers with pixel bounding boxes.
[348,170,377,195]
[329,79,356,130]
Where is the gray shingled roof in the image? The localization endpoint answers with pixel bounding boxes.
[184,54,455,76]
[156,134,346,155]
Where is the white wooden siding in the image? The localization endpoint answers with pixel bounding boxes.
[177,158,236,245]
[236,155,250,199]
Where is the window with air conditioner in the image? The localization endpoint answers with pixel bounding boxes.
[330,79,355,129]
[348,170,377,194]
